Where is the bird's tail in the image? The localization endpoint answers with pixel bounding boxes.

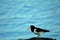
[46,30,50,32]
[43,30,50,32]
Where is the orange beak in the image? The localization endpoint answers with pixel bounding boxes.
[27,27,31,30]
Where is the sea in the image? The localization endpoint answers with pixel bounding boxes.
[0,0,60,40]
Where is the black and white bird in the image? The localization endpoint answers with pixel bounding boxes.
[27,25,50,37]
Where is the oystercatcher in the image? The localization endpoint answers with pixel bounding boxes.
[27,25,50,37]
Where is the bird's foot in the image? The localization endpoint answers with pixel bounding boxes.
[37,35,40,38]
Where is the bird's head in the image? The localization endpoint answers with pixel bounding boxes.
[27,25,35,30]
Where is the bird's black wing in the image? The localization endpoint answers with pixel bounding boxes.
[36,28,50,32]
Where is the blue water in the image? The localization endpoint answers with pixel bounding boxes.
[0,0,60,40]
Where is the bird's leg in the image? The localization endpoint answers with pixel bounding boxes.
[36,33,40,40]
[37,34,40,38]
[37,32,40,38]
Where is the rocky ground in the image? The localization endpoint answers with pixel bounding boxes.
[19,37,56,40]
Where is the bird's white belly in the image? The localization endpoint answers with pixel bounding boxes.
[34,29,37,33]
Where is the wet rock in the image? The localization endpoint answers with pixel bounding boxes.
[19,37,56,40]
